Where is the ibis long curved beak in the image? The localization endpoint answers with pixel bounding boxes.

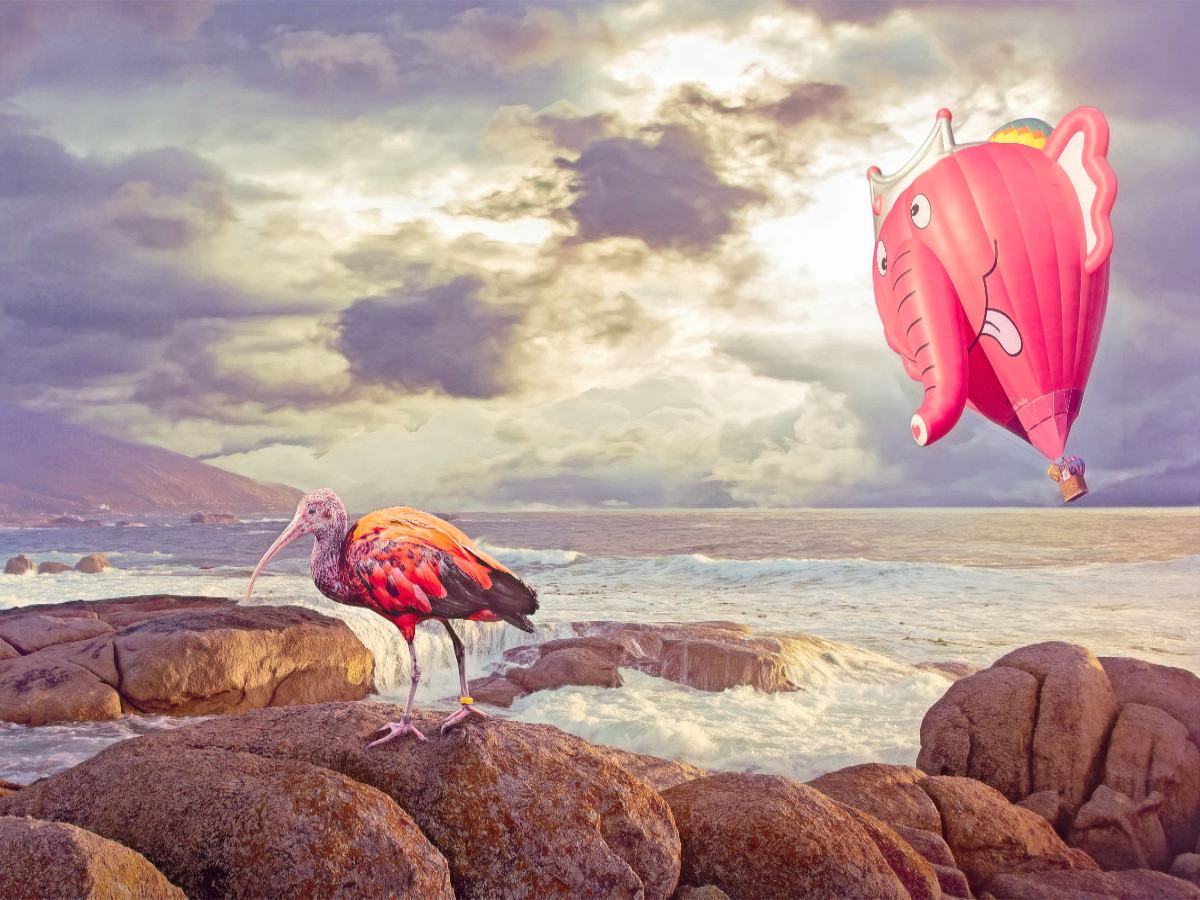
[245,512,313,602]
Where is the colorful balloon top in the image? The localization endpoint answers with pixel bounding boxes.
[988,117,1054,149]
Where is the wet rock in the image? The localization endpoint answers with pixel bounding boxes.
[662,771,939,900]
[921,775,1097,894]
[0,815,185,900]
[37,561,74,574]
[1069,784,1171,871]
[0,739,454,899]
[0,596,374,725]
[4,554,35,575]
[467,672,526,707]
[917,665,1039,801]
[74,554,111,574]
[1103,702,1200,855]
[658,635,799,693]
[189,512,240,524]
[916,660,981,680]
[507,646,623,692]
[1101,656,1200,751]
[111,702,682,900]
[995,642,1118,815]
[985,867,1200,899]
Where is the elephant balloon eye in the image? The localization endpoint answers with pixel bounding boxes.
[875,240,888,277]
[910,194,932,229]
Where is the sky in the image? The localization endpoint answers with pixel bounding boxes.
[0,0,1196,509]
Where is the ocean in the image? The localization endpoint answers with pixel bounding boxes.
[2,508,1197,786]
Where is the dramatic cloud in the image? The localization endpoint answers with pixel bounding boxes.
[558,127,764,251]
[337,276,523,399]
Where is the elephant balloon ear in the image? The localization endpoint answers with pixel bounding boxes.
[1042,107,1117,273]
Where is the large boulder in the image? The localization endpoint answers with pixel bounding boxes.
[0,816,185,900]
[1069,785,1172,871]
[4,554,35,575]
[1101,657,1200,751]
[661,771,940,900]
[809,763,943,833]
[994,643,1118,814]
[921,775,1097,894]
[0,596,374,725]
[74,554,112,574]
[1103,703,1200,855]
[471,620,801,708]
[917,665,1039,801]
[0,739,454,899]
[101,702,682,900]
[506,646,623,692]
[37,561,74,574]
[986,868,1200,899]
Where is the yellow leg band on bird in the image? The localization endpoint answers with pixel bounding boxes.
[459,697,474,705]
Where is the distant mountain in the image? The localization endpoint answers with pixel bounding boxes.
[0,407,303,524]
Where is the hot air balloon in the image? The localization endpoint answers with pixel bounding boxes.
[867,107,1117,501]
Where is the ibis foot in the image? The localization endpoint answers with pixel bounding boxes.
[440,698,490,733]
[368,718,428,746]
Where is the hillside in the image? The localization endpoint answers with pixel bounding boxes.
[0,407,302,524]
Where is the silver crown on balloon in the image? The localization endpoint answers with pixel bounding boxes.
[868,110,975,238]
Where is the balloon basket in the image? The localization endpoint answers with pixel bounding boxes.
[1058,473,1088,503]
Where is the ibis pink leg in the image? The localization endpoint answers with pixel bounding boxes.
[369,638,428,745]
[439,620,490,733]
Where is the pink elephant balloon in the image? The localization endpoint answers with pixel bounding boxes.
[867,107,1117,501]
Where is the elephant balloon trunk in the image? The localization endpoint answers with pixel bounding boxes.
[886,241,971,446]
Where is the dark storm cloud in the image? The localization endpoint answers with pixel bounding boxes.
[337,276,522,399]
[557,126,764,252]
[0,117,283,404]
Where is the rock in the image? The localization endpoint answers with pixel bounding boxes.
[590,744,711,792]
[985,868,1200,899]
[1069,784,1172,871]
[659,635,799,693]
[661,771,939,900]
[1172,853,1200,887]
[37,561,74,574]
[921,775,1097,894]
[0,739,454,899]
[189,512,240,524]
[0,637,17,659]
[916,661,981,680]
[809,762,943,833]
[1101,656,1200,751]
[672,888,731,900]
[507,646,623,692]
[1018,790,1072,833]
[0,816,185,900]
[0,613,114,654]
[0,596,374,725]
[467,671,526,707]
[917,665,1039,801]
[74,554,111,573]
[995,642,1118,815]
[43,515,104,527]
[0,650,124,725]
[1103,703,1200,855]
[107,703,682,900]
[4,554,35,575]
